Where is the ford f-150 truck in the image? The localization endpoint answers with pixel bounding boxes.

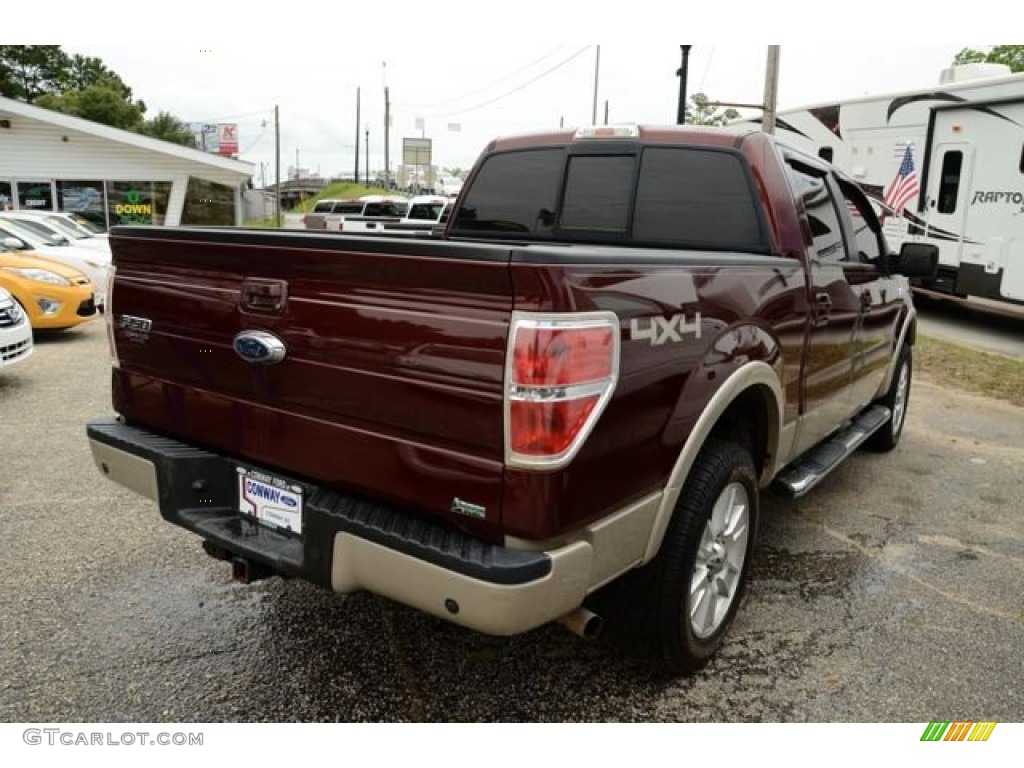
[87,124,936,673]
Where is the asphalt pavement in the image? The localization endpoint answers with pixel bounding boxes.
[1,320,1021,722]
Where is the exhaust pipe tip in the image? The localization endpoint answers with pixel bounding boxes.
[556,607,604,640]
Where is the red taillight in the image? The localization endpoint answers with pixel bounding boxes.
[512,326,614,386]
[506,313,619,468]
[301,214,307,226]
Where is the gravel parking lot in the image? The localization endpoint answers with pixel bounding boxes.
[1,320,1022,722]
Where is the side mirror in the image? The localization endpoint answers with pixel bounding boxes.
[893,242,938,279]
[2,236,25,250]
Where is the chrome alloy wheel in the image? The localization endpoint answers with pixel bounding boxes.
[689,481,750,639]
[892,360,910,434]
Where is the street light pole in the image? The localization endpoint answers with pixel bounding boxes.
[677,45,692,124]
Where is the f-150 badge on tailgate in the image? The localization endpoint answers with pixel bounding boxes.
[118,315,152,343]
[233,331,287,364]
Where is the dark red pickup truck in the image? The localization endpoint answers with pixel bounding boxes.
[88,125,936,673]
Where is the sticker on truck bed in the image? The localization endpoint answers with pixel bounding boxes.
[237,467,303,535]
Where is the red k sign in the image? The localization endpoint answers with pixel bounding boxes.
[218,123,239,155]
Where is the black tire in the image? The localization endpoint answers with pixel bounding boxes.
[865,343,912,452]
[599,439,759,674]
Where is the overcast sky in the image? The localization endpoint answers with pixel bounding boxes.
[19,3,1002,184]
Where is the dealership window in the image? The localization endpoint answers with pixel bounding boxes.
[0,181,11,210]
[57,180,107,231]
[17,181,54,210]
[107,181,171,226]
[181,177,236,226]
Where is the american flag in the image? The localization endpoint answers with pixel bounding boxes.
[883,145,919,215]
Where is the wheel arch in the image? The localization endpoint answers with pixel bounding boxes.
[875,307,917,400]
[641,361,784,564]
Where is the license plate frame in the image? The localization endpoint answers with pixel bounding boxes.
[236,466,303,536]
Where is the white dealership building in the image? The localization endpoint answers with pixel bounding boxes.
[0,95,254,229]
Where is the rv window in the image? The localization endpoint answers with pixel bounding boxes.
[938,151,963,214]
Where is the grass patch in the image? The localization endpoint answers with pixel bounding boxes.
[916,335,1024,407]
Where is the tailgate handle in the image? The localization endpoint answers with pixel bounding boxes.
[242,279,287,313]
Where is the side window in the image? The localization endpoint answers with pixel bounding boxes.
[451,149,564,236]
[937,151,963,214]
[786,161,848,262]
[313,201,334,213]
[818,147,834,163]
[560,155,633,232]
[837,180,884,262]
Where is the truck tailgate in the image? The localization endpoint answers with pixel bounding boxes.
[108,228,513,536]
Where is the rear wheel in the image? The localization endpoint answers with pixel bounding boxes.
[866,343,912,452]
[602,439,759,674]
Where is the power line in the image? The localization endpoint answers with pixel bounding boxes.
[185,108,274,124]
[399,47,568,109]
[405,46,592,120]
[699,46,716,93]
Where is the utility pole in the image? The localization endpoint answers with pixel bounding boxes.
[274,105,281,227]
[604,100,609,125]
[383,61,391,190]
[591,45,601,125]
[762,45,781,135]
[355,87,361,184]
[385,85,391,189]
[677,45,692,124]
[365,126,370,185]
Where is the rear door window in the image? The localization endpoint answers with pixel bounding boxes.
[786,161,849,262]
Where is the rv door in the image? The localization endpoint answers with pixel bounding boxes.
[924,142,975,269]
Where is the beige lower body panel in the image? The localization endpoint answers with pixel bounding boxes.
[331,535,593,635]
[89,438,159,501]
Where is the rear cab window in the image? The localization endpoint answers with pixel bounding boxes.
[451,142,767,251]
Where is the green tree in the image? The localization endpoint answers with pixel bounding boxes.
[62,53,134,98]
[35,78,146,130]
[953,45,1024,72]
[138,111,196,147]
[0,45,69,101]
[685,93,740,126]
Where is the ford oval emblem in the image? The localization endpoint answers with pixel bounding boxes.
[233,331,287,365]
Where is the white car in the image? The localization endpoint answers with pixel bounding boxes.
[0,286,33,370]
[0,218,110,309]
[0,211,111,256]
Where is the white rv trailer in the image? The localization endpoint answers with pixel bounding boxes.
[741,64,1024,306]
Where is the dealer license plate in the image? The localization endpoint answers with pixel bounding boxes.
[237,467,303,535]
